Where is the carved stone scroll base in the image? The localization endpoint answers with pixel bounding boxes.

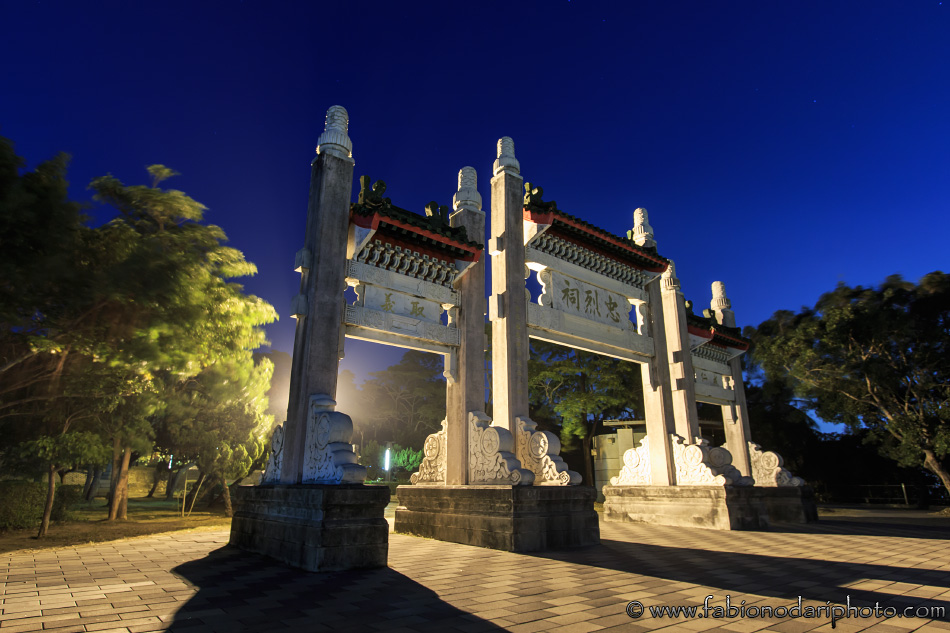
[610,435,752,486]
[748,442,805,487]
[611,438,652,485]
[670,435,752,486]
[302,394,365,484]
[230,484,389,571]
[394,485,599,551]
[515,417,581,485]
[671,434,727,485]
[410,419,447,484]
[704,441,754,486]
[469,412,534,485]
[261,424,284,484]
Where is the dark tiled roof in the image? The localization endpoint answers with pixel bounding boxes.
[523,183,668,271]
[351,176,481,251]
[688,311,749,349]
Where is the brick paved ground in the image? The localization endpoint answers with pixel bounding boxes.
[1,509,948,632]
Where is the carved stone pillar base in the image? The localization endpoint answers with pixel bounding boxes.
[394,485,599,552]
[603,485,770,530]
[602,484,817,530]
[229,484,389,572]
[757,485,818,523]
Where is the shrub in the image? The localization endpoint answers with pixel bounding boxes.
[0,481,87,530]
[0,481,45,531]
[51,484,85,521]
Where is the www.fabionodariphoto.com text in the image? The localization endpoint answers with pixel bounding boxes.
[625,595,946,628]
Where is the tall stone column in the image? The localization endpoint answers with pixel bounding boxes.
[280,106,356,483]
[639,286,677,485]
[628,209,675,485]
[445,167,485,485]
[232,106,386,573]
[710,282,753,477]
[659,262,701,442]
[489,137,527,434]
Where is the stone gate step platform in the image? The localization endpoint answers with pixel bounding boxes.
[230,484,390,572]
[394,485,600,551]
[603,484,817,530]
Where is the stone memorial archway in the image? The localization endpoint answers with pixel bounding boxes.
[230,106,812,574]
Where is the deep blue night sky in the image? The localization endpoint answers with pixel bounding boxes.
[3,1,948,383]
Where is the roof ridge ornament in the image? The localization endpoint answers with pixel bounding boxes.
[425,201,451,226]
[493,136,521,176]
[357,175,391,209]
[316,105,353,160]
[453,166,482,213]
[523,182,558,213]
[628,207,656,249]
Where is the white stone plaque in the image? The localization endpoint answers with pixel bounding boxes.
[363,286,442,324]
[540,269,633,330]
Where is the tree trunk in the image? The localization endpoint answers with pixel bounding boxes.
[186,472,206,517]
[922,448,950,501]
[108,446,132,521]
[147,460,167,498]
[106,437,122,508]
[85,467,102,501]
[37,463,56,538]
[165,464,191,501]
[166,467,182,501]
[220,475,233,518]
[117,446,132,520]
[581,434,594,488]
[585,418,603,488]
[81,466,96,500]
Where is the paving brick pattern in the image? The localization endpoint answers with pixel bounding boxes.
[2,512,948,632]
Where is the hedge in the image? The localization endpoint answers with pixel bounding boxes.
[0,481,85,531]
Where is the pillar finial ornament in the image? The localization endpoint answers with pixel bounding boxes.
[628,207,656,248]
[493,136,521,176]
[711,281,731,310]
[316,105,353,160]
[661,260,680,291]
[710,280,736,326]
[453,166,482,213]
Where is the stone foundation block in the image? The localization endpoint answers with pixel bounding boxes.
[760,485,818,523]
[603,485,817,530]
[394,485,599,552]
[603,485,769,530]
[229,484,389,572]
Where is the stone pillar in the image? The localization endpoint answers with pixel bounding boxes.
[639,282,676,485]
[627,207,675,484]
[710,282,753,478]
[445,167,485,485]
[281,106,356,483]
[489,137,527,434]
[659,261,701,442]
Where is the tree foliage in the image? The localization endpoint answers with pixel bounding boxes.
[528,339,644,484]
[0,136,276,530]
[752,272,950,497]
[355,351,445,449]
[393,445,423,472]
